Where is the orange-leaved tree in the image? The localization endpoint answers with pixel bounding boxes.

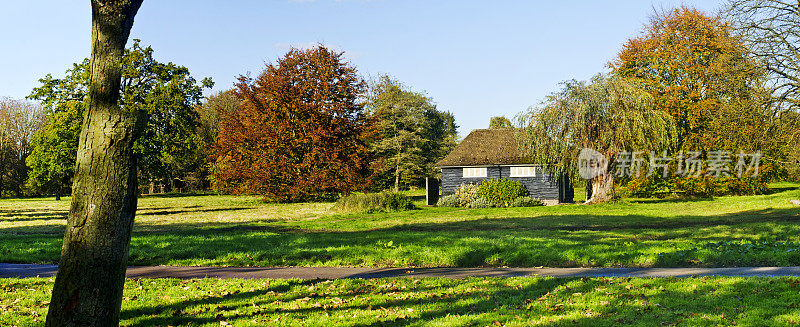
[213,46,372,201]
[611,6,770,153]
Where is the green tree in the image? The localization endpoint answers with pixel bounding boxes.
[519,75,676,203]
[367,76,457,191]
[196,89,240,147]
[27,40,212,194]
[25,101,81,199]
[420,106,458,179]
[489,116,513,129]
[46,0,143,325]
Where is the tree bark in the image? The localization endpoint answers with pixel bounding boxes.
[45,1,143,326]
[585,172,614,204]
[585,155,616,204]
[394,164,400,193]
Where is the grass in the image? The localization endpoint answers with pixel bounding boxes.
[1,183,799,268]
[4,276,800,326]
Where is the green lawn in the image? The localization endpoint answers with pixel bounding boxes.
[4,276,800,326]
[1,183,799,268]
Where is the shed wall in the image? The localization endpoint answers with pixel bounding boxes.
[440,166,562,201]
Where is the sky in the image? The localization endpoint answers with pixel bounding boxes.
[0,0,724,137]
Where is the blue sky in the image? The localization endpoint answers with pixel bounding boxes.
[1,0,723,137]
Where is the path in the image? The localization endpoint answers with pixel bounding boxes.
[4,263,800,279]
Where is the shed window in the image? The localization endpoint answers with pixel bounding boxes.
[462,167,487,178]
[510,166,536,177]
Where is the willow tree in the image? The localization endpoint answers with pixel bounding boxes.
[519,74,675,204]
[46,0,144,326]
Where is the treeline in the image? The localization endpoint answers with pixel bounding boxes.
[520,5,800,203]
[0,43,456,200]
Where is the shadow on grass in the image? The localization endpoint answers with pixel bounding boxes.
[115,206,800,268]
[112,278,800,326]
[3,204,800,268]
[118,278,571,326]
[139,192,217,199]
[628,197,715,204]
[119,279,317,326]
[135,207,251,216]
[769,186,800,194]
[0,209,68,221]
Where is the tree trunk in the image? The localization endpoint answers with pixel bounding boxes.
[585,172,614,204]
[0,158,5,198]
[584,152,617,204]
[45,1,144,326]
[394,166,400,193]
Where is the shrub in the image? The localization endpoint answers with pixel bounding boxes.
[510,196,543,207]
[619,175,768,198]
[436,194,460,207]
[468,197,494,208]
[478,178,528,207]
[334,191,415,213]
[455,183,482,207]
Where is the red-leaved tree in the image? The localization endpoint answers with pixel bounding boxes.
[213,46,372,201]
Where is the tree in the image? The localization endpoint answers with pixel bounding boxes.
[0,98,45,197]
[28,40,212,194]
[489,116,513,129]
[26,101,82,199]
[785,111,800,180]
[368,76,427,192]
[45,0,144,325]
[195,90,241,190]
[367,76,457,191]
[611,7,767,152]
[726,0,799,111]
[213,46,371,201]
[196,89,240,147]
[419,106,458,181]
[519,75,675,203]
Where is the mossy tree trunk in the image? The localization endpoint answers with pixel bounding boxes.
[45,1,144,326]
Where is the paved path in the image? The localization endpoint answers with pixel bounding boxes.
[4,263,800,279]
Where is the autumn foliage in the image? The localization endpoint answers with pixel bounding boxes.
[611,7,767,152]
[212,46,372,201]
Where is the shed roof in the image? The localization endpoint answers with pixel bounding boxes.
[435,128,533,167]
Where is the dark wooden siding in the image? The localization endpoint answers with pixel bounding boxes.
[440,166,566,201]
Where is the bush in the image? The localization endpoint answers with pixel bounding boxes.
[619,175,769,198]
[510,196,543,207]
[478,178,528,207]
[455,183,482,207]
[436,194,460,207]
[333,191,415,213]
[468,197,494,208]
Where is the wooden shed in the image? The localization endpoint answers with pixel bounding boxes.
[434,128,573,203]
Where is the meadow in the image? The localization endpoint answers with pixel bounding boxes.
[1,183,799,268]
